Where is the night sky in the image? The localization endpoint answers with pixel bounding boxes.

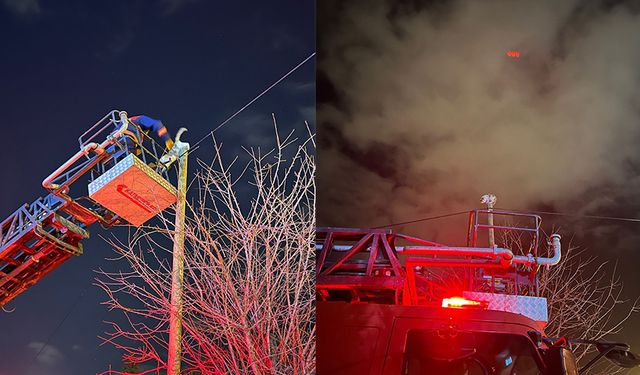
[318,0,640,360]
[0,1,314,374]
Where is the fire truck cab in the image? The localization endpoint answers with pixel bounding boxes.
[318,302,572,375]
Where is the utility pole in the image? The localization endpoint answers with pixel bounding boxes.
[166,128,189,375]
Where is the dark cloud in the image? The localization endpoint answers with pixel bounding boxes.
[95,28,134,60]
[161,0,199,15]
[2,0,40,16]
[318,0,640,239]
[284,80,316,94]
[298,104,315,124]
[26,341,67,375]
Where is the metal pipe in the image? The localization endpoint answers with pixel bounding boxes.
[42,143,100,190]
[402,246,513,261]
[42,111,128,191]
[316,244,515,266]
[538,233,561,266]
[318,244,509,255]
[315,233,561,267]
[511,234,561,266]
[405,246,515,268]
[406,258,508,269]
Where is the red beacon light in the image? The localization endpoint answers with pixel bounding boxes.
[506,51,521,58]
[442,297,486,309]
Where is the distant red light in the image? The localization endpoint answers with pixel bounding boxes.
[506,51,521,58]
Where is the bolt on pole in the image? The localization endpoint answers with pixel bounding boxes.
[167,131,189,375]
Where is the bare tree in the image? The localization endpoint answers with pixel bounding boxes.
[96,120,315,374]
[500,229,640,374]
[539,244,639,374]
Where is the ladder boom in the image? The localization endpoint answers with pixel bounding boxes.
[0,110,176,307]
[0,194,86,305]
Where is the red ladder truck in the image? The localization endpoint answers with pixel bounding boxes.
[316,208,640,374]
[0,110,177,307]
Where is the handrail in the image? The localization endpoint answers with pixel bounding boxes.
[42,111,128,191]
[78,110,120,148]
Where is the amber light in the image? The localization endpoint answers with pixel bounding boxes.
[442,297,484,308]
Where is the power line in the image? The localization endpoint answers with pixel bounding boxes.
[373,207,640,230]
[31,289,85,366]
[188,51,316,153]
[373,210,471,229]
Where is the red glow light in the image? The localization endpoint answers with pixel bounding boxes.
[442,297,484,309]
[506,51,521,58]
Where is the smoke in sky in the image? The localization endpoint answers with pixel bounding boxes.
[318,0,640,243]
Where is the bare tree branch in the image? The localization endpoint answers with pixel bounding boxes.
[96,122,315,374]
[500,229,639,374]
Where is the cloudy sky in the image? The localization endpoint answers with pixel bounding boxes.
[0,1,313,373]
[318,0,640,349]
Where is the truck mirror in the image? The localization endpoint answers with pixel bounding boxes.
[545,347,579,375]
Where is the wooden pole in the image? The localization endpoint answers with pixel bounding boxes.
[167,140,188,375]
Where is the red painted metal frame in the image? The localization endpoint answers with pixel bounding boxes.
[0,213,85,305]
[316,228,407,303]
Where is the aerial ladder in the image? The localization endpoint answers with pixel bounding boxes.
[0,110,179,307]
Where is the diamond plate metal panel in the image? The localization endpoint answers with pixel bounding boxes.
[131,154,177,195]
[463,291,548,324]
[88,155,135,195]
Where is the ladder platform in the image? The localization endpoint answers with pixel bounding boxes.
[88,154,177,227]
